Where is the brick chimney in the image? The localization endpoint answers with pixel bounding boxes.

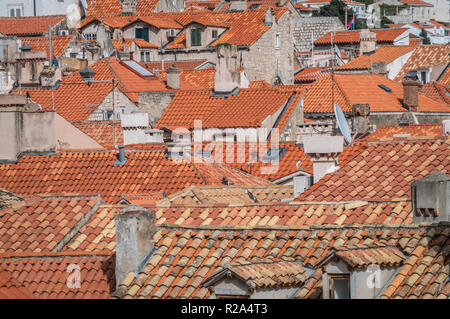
[229,0,247,11]
[214,44,240,93]
[412,172,449,224]
[303,136,343,183]
[166,65,180,90]
[121,0,138,15]
[0,94,56,163]
[115,205,157,287]
[359,29,376,56]
[402,71,422,112]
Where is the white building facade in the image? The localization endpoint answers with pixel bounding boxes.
[0,0,80,17]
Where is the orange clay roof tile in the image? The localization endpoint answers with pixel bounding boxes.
[394,45,450,82]
[297,138,450,202]
[303,73,449,113]
[18,36,73,59]
[420,81,450,105]
[337,45,417,71]
[361,124,445,141]
[314,28,409,45]
[72,121,124,149]
[0,15,65,36]
[0,149,271,203]
[85,0,160,16]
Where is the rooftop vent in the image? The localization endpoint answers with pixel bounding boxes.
[79,66,96,81]
[114,145,127,165]
[20,42,32,52]
[378,84,391,93]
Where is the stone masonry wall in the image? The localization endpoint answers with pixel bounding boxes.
[244,11,294,84]
[293,17,345,52]
[138,91,177,126]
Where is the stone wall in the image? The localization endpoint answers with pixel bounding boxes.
[293,17,345,52]
[243,10,294,84]
[138,91,177,126]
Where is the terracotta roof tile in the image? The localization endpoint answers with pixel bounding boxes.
[114,224,449,299]
[337,45,417,71]
[420,82,450,105]
[0,15,65,36]
[362,124,445,141]
[314,29,409,46]
[85,0,160,16]
[303,73,448,113]
[142,60,209,72]
[394,45,450,82]
[297,138,450,202]
[0,195,100,254]
[0,252,115,299]
[0,149,271,203]
[18,36,73,59]
[0,270,35,299]
[294,67,330,83]
[72,121,124,149]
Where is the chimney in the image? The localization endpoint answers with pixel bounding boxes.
[166,65,180,90]
[412,172,449,224]
[402,71,422,112]
[359,29,376,56]
[162,127,191,159]
[264,8,274,26]
[303,136,344,183]
[121,0,138,15]
[228,0,247,11]
[214,44,240,93]
[352,103,370,135]
[115,205,157,287]
[369,62,387,76]
[79,66,96,81]
[0,94,56,163]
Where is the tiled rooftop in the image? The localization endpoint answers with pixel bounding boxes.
[337,45,417,71]
[394,45,450,82]
[114,224,449,299]
[420,81,450,105]
[314,29,408,45]
[0,195,100,253]
[18,36,73,59]
[297,138,450,202]
[85,0,160,16]
[294,67,330,83]
[0,252,115,299]
[72,121,124,149]
[0,270,35,299]
[0,149,271,203]
[361,124,445,141]
[303,73,448,113]
[156,88,297,130]
[0,15,65,36]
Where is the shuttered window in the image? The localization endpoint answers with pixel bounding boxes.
[135,28,149,42]
[191,29,201,47]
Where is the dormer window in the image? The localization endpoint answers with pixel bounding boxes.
[328,274,350,299]
[191,29,202,46]
[212,29,218,39]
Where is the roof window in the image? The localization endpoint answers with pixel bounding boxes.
[378,84,391,93]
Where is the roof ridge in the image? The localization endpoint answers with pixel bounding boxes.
[0,250,113,259]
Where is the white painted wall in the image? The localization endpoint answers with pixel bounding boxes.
[0,0,79,17]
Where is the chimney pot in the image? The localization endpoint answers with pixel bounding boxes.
[402,72,421,112]
[114,145,127,165]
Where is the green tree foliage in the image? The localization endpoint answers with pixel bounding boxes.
[312,0,367,29]
[420,28,431,44]
[380,16,394,29]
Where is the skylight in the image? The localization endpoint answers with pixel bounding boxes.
[378,84,391,93]
[122,60,154,77]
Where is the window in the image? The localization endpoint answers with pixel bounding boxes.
[329,274,350,299]
[191,28,202,46]
[140,51,151,62]
[420,71,427,84]
[275,34,280,49]
[9,6,22,17]
[212,29,218,39]
[85,33,97,40]
[135,28,149,42]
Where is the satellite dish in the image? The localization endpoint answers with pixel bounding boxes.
[334,104,352,145]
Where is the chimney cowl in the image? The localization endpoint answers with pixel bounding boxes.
[20,42,32,52]
[114,145,127,165]
[79,66,96,81]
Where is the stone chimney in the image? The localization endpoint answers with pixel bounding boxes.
[412,172,449,224]
[402,71,422,112]
[359,29,376,56]
[121,0,138,15]
[115,205,157,287]
[229,0,247,11]
[96,22,114,57]
[369,62,387,76]
[0,94,56,162]
[303,136,343,183]
[166,66,180,90]
[264,8,274,26]
[214,44,240,93]
[352,103,370,135]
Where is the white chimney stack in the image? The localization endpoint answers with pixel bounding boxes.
[303,136,343,183]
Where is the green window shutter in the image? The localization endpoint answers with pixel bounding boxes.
[136,28,149,42]
[191,29,201,46]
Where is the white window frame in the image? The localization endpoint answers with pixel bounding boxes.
[275,34,280,49]
[8,5,23,17]
[140,50,151,62]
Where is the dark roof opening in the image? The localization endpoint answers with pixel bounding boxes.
[378,84,392,93]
